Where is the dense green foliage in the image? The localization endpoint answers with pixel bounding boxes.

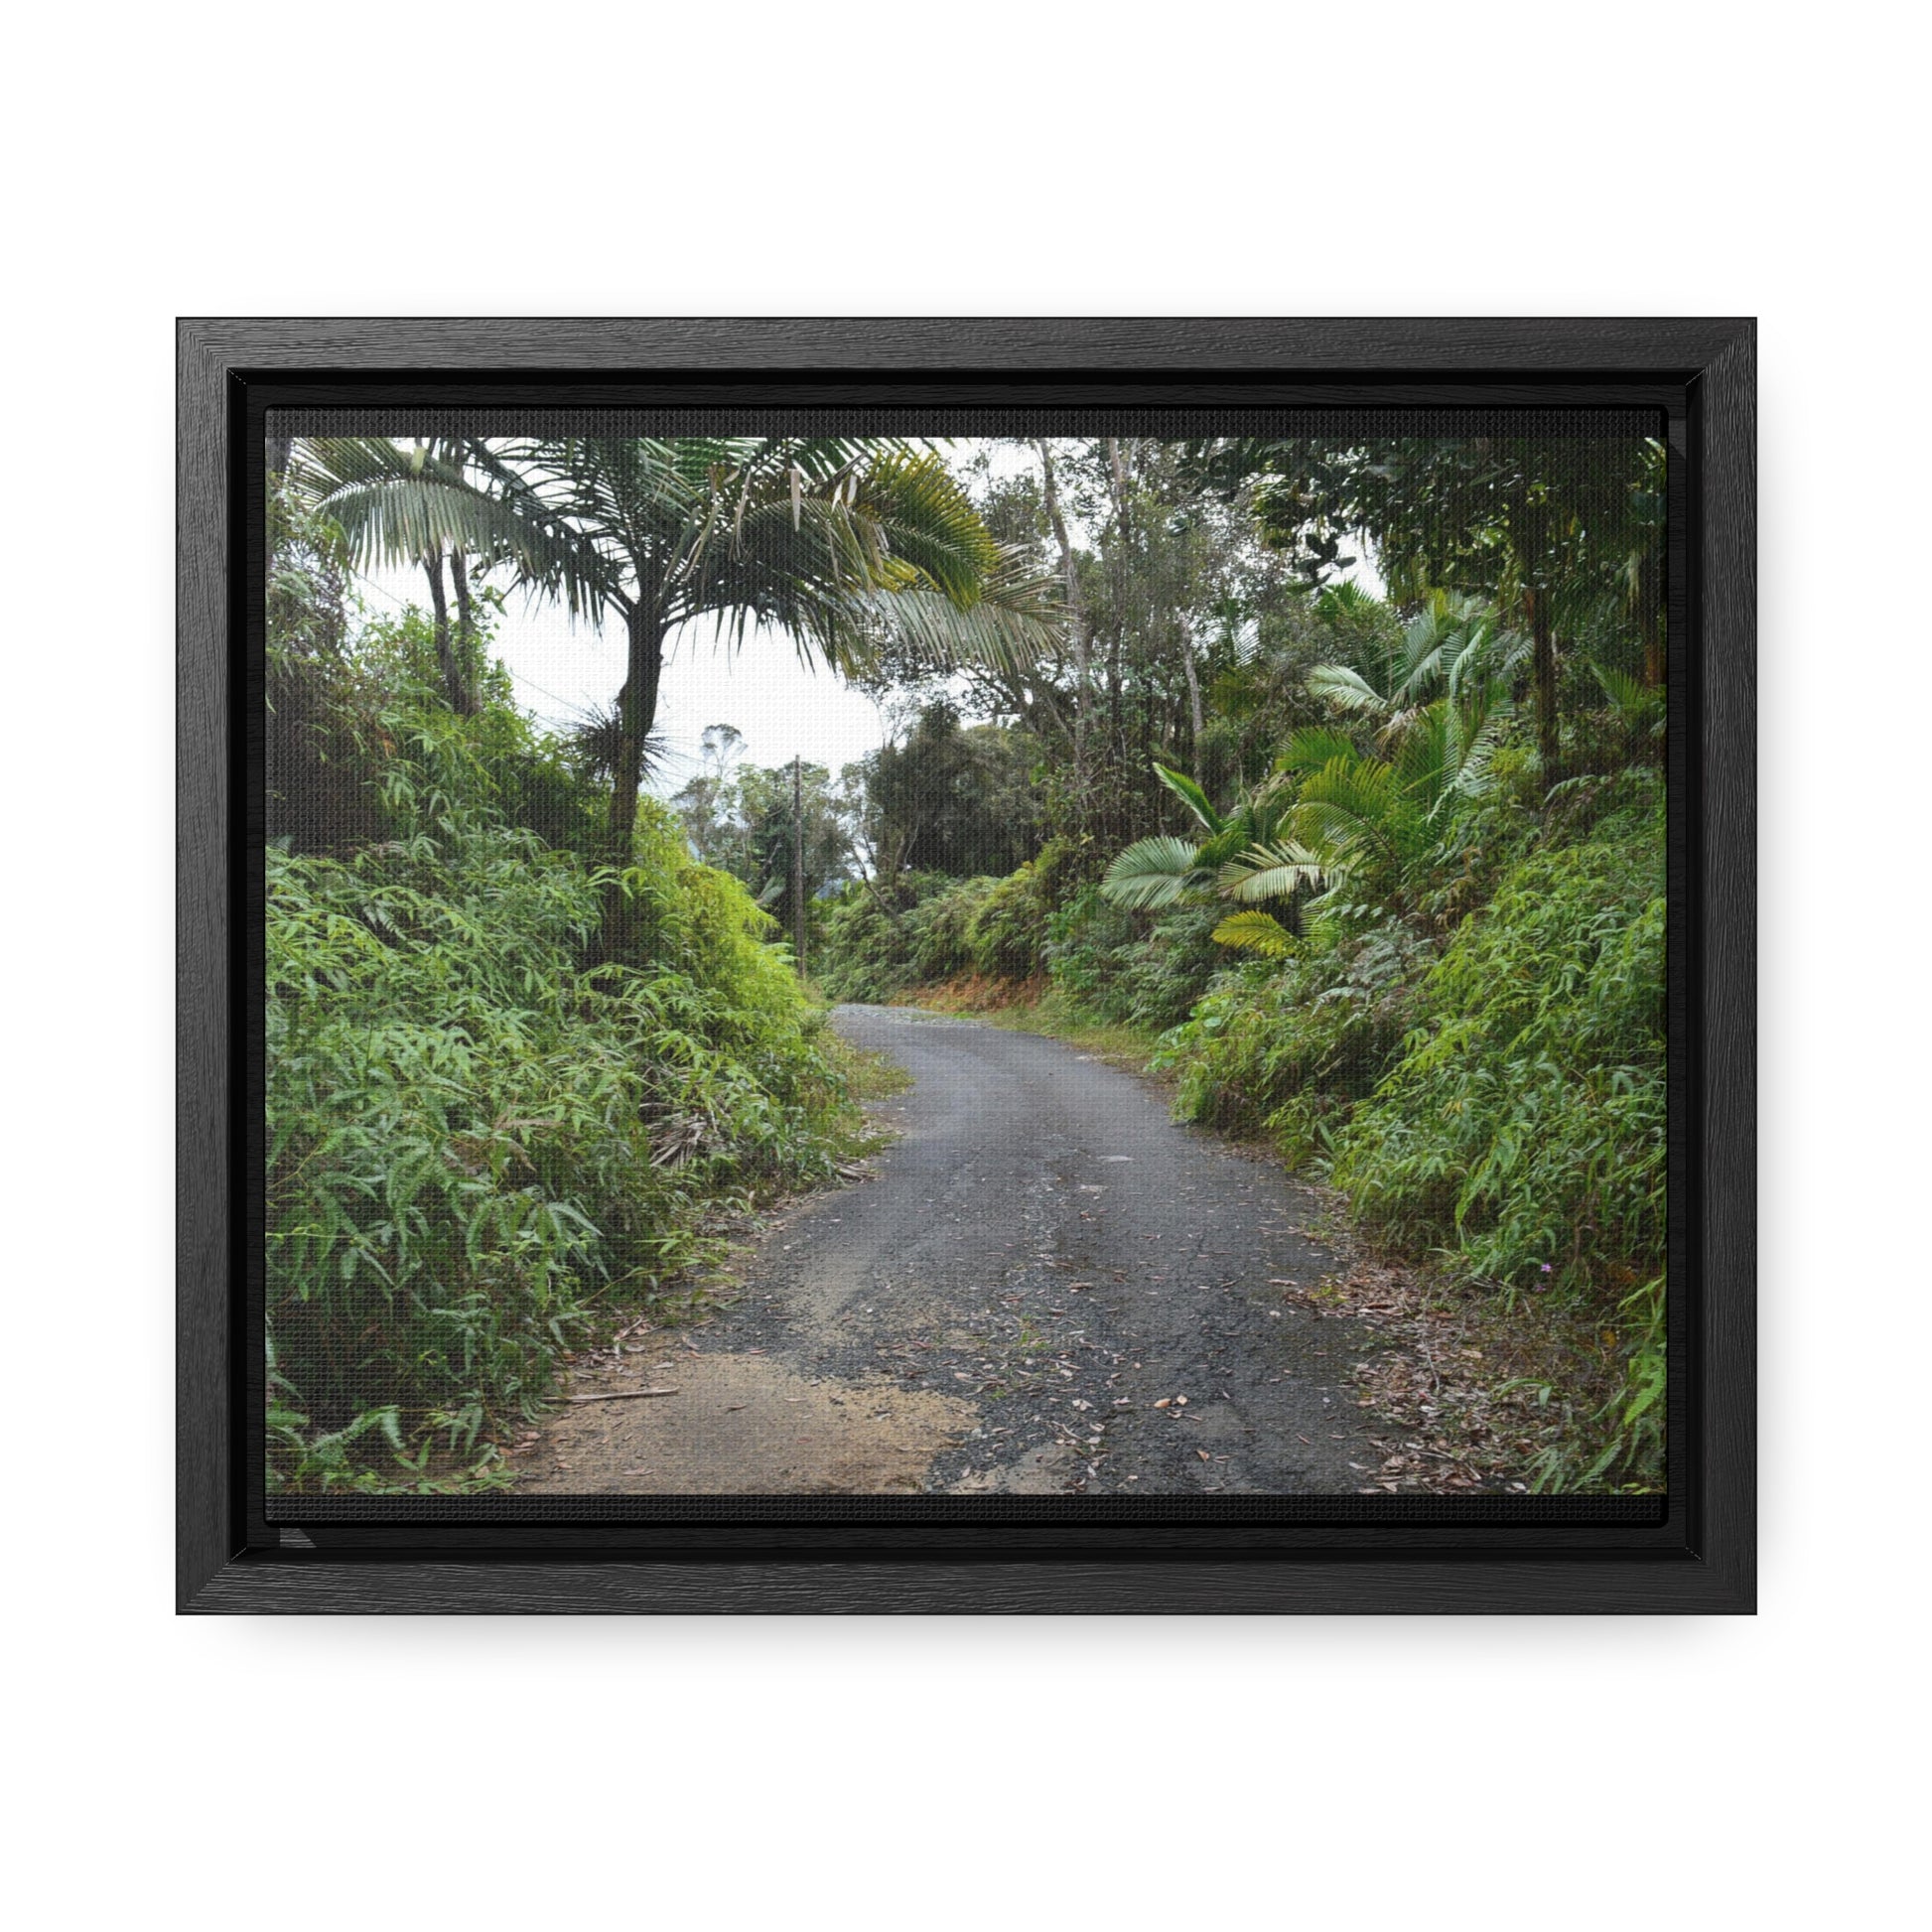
[1046,890,1225,1032]
[1155,912,1433,1160]
[819,872,1016,1001]
[858,701,1042,879]
[266,643,857,1491]
[815,436,1669,1488]
[1331,783,1666,1286]
[272,431,1671,1493]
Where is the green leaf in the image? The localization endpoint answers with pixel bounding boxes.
[1218,840,1326,902]
[1210,910,1298,957]
[1099,836,1209,909]
[1151,761,1225,834]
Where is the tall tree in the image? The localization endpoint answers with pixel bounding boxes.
[1194,432,1667,778]
[289,437,571,716]
[456,437,1059,876]
[295,434,1061,954]
[858,701,1041,882]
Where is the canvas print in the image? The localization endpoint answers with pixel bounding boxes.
[264,419,1667,1500]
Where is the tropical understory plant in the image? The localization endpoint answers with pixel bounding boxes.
[1099,595,1528,954]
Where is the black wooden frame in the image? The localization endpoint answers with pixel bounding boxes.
[179,318,1754,1613]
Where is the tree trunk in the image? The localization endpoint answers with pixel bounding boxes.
[1177,616,1204,752]
[449,548,477,715]
[598,603,666,961]
[1526,587,1560,779]
[607,603,665,858]
[1104,439,1130,764]
[1036,440,1088,787]
[423,549,461,712]
[791,756,807,977]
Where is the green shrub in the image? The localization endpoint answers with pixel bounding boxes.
[1042,885,1141,1018]
[266,678,853,1491]
[1113,906,1227,1031]
[966,862,1049,979]
[1330,790,1667,1303]
[816,885,914,1003]
[819,872,1022,1000]
[1045,889,1225,1031]
[907,875,997,980]
[1153,912,1429,1160]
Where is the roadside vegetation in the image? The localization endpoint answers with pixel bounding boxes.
[266,430,1668,1492]
[806,438,1670,1490]
[264,442,1046,1490]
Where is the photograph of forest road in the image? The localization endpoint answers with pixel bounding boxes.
[265,422,1667,1499]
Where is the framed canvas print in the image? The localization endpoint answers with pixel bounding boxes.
[178,317,1754,1612]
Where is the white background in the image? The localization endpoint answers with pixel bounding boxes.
[2,3,1920,1926]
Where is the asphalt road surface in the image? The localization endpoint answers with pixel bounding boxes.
[519,1004,1389,1495]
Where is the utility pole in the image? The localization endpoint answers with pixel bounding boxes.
[791,755,806,979]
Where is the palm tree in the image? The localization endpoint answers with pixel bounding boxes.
[1101,597,1527,952]
[1099,761,1322,954]
[302,437,1055,834]
[1303,592,1526,739]
[288,437,591,716]
[293,434,1061,952]
[480,438,1058,854]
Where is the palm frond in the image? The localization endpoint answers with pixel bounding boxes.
[1393,592,1476,698]
[1276,725,1361,774]
[292,435,624,619]
[1590,660,1667,740]
[1218,840,1326,902]
[1313,581,1376,626]
[1296,753,1400,822]
[1307,662,1387,714]
[1389,704,1451,808]
[1100,836,1211,908]
[834,574,1060,678]
[1286,797,1398,872]
[1445,709,1513,801]
[1445,610,1531,698]
[1210,910,1299,957]
[847,447,1002,607]
[1152,761,1226,834]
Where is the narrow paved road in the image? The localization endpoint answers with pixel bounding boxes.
[518,1005,1390,1495]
